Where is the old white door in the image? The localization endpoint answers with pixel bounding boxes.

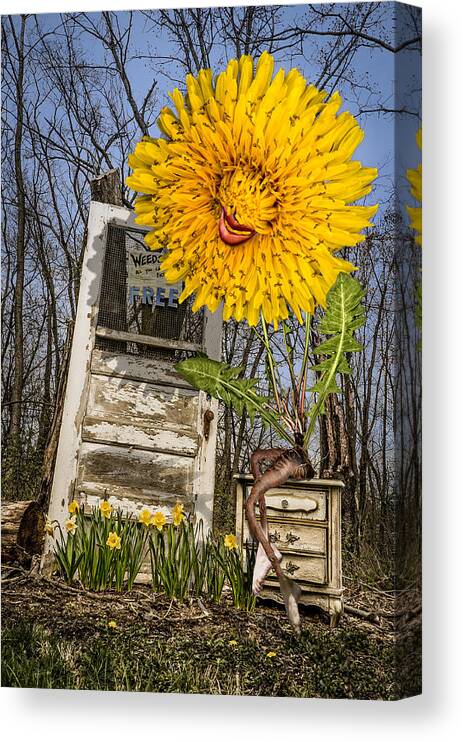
[43,201,221,559]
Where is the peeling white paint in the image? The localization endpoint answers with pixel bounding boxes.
[89,373,198,421]
[83,419,199,456]
[84,494,182,521]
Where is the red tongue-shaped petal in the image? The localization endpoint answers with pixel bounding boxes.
[219,209,255,246]
[224,210,254,233]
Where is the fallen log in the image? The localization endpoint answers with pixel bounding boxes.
[344,603,381,624]
[1,500,45,566]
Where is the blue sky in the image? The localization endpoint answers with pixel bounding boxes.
[15,3,422,218]
[110,2,422,217]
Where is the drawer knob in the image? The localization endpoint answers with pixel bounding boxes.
[281,499,289,509]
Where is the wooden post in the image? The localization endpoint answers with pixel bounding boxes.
[90,169,123,206]
[41,201,134,571]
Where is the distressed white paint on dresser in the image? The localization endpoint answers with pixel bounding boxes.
[235,475,344,627]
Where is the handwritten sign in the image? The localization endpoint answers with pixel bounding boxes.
[127,243,180,308]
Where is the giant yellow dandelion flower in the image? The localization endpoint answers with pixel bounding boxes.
[407,127,422,246]
[127,52,377,325]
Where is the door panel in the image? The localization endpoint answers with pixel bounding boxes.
[81,417,199,456]
[77,442,194,499]
[86,374,199,431]
[91,349,193,388]
[44,203,221,560]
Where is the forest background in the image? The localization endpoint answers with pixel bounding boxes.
[2,2,422,586]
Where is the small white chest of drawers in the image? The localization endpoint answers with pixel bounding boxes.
[235,474,344,627]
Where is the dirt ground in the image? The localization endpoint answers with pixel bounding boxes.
[1,566,421,699]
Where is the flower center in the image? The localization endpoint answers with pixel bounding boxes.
[218,166,279,239]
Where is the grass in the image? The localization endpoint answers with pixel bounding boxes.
[1,619,401,697]
[1,578,421,698]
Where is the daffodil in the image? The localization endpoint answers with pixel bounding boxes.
[106,531,121,550]
[266,651,277,658]
[407,127,422,246]
[68,499,79,514]
[151,511,166,531]
[228,640,238,646]
[64,516,77,535]
[172,502,185,526]
[45,516,54,537]
[127,52,377,326]
[224,533,238,550]
[108,620,118,629]
[99,500,112,519]
[138,508,152,526]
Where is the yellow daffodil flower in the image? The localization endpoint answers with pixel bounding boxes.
[64,516,77,535]
[68,499,79,514]
[108,620,118,629]
[228,640,238,646]
[172,502,185,526]
[138,508,152,526]
[151,511,166,531]
[106,531,121,550]
[224,534,238,550]
[266,651,277,658]
[127,52,377,327]
[99,500,112,519]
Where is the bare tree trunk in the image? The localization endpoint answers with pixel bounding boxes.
[8,16,27,494]
[37,302,53,452]
[37,321,74,511]
[102,11,151,136]
[342,373,359,543]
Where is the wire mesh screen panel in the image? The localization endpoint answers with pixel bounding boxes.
[96,224,204,359]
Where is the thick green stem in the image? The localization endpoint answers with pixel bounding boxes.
[282,321,299,424]
[303,288,346,447]
[259,316,282,414]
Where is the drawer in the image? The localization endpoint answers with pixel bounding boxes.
[246,486,327,521]
[265,553,327,585]
[243,519,327,556]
